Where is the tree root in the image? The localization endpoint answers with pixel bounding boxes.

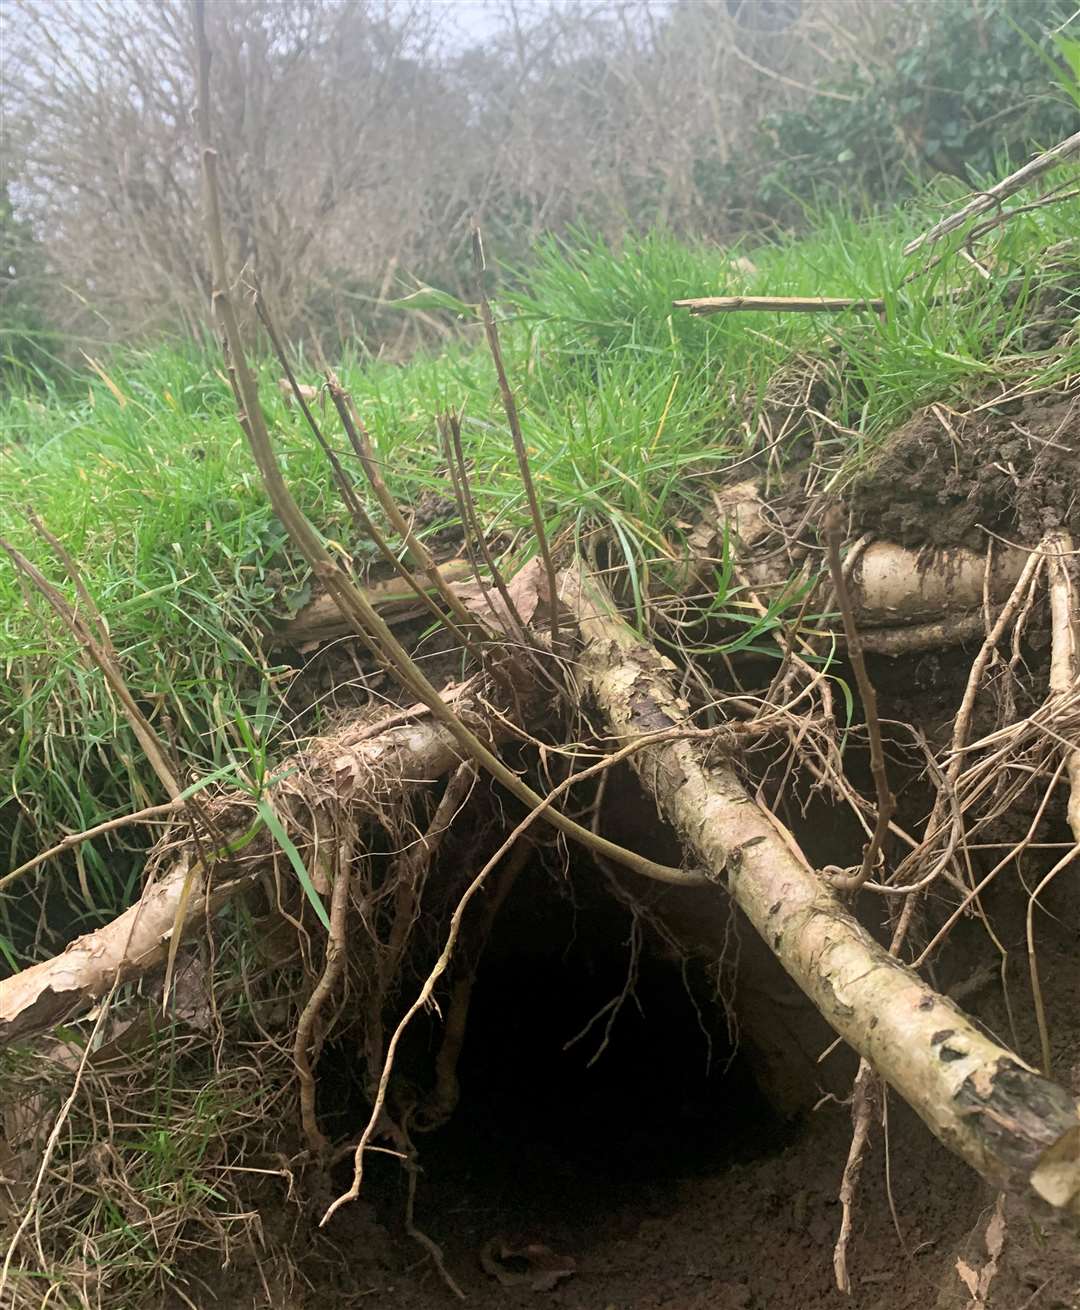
[0,691,520,1046]
[561,560,1080,1217]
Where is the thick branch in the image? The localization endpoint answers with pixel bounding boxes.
[561,563,1080,1215]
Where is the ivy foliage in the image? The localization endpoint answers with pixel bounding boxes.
[717,0,1080,227]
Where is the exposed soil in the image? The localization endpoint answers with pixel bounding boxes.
[175,644,1080,1310]
[850,387,1080,549]
[191,841,1079,1310]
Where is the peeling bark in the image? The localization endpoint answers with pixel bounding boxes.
[562,564,1080,1216]
[0,698,512,1047]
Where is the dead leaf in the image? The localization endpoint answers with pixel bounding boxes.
[984,1197,1006,1261]
[457,556,550,635]
[955,1258,979,1298]
[479,1236,576,1292]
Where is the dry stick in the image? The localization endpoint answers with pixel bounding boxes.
[255,294,486,668]
[822,506,895,892]
[674,295,886,316]
[437,411,560,699]
[295,819,356,1157]
[563,562,1080,1216]
[440,411,532,651]
[323,373,489,656]
[322,720,742,1225]
[191,33,697,890]
[193,5,697,891]
[473,226,560,644]
[1046,531,1080,843]
[904,131,1080,254]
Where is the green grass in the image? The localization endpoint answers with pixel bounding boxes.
[1,181,1077,956]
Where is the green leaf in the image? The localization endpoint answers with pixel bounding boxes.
[256,798,331,931]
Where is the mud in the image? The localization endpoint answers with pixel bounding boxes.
[849,386,1080,550]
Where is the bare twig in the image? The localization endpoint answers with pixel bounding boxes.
[903,131,1080,254]
[473,226,560,644]
[323,371,488,654]
[822,505,895,891]
[255,291,486,666]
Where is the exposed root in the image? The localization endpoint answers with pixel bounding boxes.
[294,818,357,1157]
[420,837,529,1130]
[0,692,517,1045]
[833,1058,878,1295]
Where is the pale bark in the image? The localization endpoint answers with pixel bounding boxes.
[562,563,1080,1215]
[709,482,1029,628]
[0,704,496,1046]
[1046,533,1080,843]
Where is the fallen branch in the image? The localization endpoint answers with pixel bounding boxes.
[562,562,1080,1215]
[903,131,1080,255]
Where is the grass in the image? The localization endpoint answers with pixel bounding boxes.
[1,179,1078,958]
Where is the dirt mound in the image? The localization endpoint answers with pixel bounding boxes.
[850,386,1079,549]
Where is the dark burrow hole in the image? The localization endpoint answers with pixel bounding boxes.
[320,854,795,1243]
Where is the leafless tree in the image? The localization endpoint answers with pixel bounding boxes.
[3,0,907,352]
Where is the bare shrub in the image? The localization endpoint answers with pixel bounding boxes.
[0,0,1012,354]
